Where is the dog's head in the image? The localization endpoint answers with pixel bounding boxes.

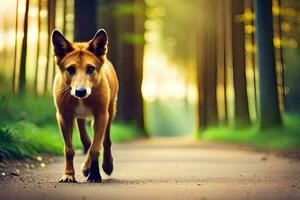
[52,29,108,99]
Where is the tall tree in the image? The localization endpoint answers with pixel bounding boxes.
[19,0,30,94]
[274,0,285,112]
[133,0,145,130]
[34,0,42,94]
[12,0,19,93]
[196,0,219,131]
[62,0,67,35]
[255,0,282,128]
[231,0,251,127]
[99,0,120,73]
[216,0,228,124]
[117,0,146,132]
[196,28,208,131]
[204,0,218,127]
[97,0,146,132]
[247,0,258,119]
[44,0,56,94]
[74,0,97,41]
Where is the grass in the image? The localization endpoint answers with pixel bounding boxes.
[1,92,299,159]
[0,94,141,159]
[200,114,300,150]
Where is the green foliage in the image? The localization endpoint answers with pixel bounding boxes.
[0,123,62,159]
[0,95,56,125]
[200,114,300,150]
[111,123,141,141]
[0,94,141,159]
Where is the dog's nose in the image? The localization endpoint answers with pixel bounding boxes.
[75,87,87,98]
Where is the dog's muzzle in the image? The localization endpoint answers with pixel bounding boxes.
[72,87,91,99]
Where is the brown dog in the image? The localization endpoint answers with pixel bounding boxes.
[52,29,118,182]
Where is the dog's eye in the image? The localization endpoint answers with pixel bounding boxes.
[86,65,95,75]
[66,66,76,75]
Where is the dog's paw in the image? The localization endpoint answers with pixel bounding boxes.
[59,174,77,183]
[86,159,102,183]
[87,171,102,183]
[103,151,113,175]
[102,162,113,175]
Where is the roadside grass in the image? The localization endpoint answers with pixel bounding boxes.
[200,113,300,150]
[0,94,141,159]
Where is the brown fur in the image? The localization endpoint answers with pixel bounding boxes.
[52,29,118,182]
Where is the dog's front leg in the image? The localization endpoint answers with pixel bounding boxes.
[81,112,109,182]
[57,114,76,182]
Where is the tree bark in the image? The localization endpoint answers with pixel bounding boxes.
[74,0,97,41]
[196,25,208,131]
[44,0,56,94]
[231,0,251,127]
[255,0,282,128]
[117,0,146,133]
[34,0,42,95]
[275,0,285,112]
[196,0,218,132]
[216,0,228,124]
[223,1,228,124]
[247,0,258,120]
[19,0,30,94]
[12,0,19,94]
[99,0,120,73]
[133,0,145,131]
[205,0,218,127]
[62,0,67,35]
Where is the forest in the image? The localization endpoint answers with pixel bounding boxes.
[0,0,300,159]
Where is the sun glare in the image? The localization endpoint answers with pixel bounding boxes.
[142,50,194,102]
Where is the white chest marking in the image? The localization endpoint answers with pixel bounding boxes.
[75,101,92,119]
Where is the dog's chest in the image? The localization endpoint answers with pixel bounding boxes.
[74,101,93,119]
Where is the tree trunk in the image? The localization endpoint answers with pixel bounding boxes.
[223,3,228,124]
[205,0,218,127]
[224,0,233,124]
[74,0,97,41]
[196,24,208,131]
[62,0,67,35]
[19,0,30,94]
[118,6,135,123]
[274,0,285,112]
[133,0,145,131]
[117,0,146,133]
[44,0,56,94]
[216,0,228,124]
[99,0,120,73]
[255,0,282,128]
[247,0,258,120]
[231,0,251,127]
[34,0,42,95]
[196,0,218,132]
[12,0,19,94]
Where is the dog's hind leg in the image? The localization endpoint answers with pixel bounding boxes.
[76,119,91,154]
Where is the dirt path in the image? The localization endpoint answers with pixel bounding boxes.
[1,137,300,200]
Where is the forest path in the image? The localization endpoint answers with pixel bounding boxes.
[1,137,300,200]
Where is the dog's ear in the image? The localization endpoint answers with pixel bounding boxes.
[52,30,73,57]
[88,29,108,56]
